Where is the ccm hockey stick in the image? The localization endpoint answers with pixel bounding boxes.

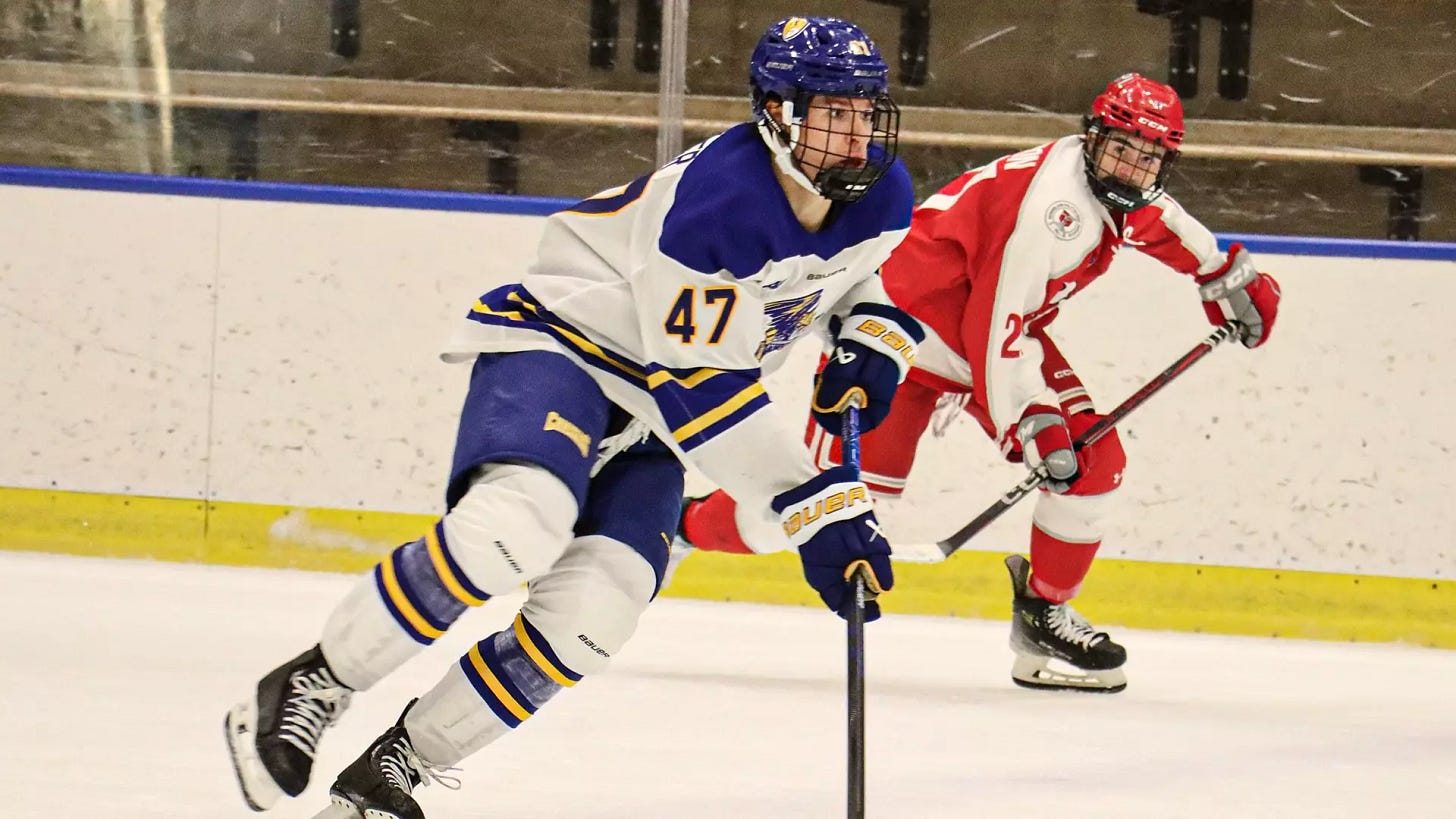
[840,403,871,819]
[894,320,1241,563]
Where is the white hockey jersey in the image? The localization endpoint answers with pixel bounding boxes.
[444,123,914,547]
[882,135,1228,443]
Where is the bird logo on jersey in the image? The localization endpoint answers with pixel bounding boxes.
[1044,201,1083,240]
[757,291,823,359]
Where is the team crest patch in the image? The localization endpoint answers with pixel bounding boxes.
[848,40,871,55]
[757,291,822,359]
[1044,201,1083,240]
[781,17,809,39]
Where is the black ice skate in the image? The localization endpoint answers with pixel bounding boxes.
[1005,554,1128,693]
[312,700,456,819]
[225,644,354,810]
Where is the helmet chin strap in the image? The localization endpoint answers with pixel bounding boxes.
[756,99,822,198]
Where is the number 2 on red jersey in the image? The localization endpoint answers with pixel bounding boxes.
[1000,313,1025,359]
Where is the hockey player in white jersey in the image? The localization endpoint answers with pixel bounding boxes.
[676,73,1283,693]
[223,15,924,818]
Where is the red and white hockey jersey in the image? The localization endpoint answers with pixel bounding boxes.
[882,135,1229,441]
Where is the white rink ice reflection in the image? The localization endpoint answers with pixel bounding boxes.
[3,552,1454,819]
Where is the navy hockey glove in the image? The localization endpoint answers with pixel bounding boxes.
[812,303,925,436]
[772,466,893,621]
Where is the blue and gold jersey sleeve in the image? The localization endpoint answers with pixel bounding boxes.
[465,286,651,389]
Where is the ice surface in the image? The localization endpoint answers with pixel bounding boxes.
[2,550,1454,818]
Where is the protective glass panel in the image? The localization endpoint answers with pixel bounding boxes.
[0,1,1451,239]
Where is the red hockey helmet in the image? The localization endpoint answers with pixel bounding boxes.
[1090,73,1185,149]
[1083,73,1184,211]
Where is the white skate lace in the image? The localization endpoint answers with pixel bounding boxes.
[1046,603,1105,651]
[590,418,652,478]
[280,669,352,759]
[379,737,462,795]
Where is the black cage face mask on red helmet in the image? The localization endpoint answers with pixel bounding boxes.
[1084,126,1177,212]
[1082,73,1185,212]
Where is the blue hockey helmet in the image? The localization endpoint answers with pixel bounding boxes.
[748,16,899,203]
[749,16,891,117]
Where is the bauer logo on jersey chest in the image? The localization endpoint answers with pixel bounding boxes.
[806,266,846,281]
[1044,201,1083,241]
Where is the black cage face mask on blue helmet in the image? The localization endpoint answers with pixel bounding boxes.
[749,16,900,203]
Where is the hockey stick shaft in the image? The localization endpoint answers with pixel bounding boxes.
[933,321,1241,559]
[842,404,868,819]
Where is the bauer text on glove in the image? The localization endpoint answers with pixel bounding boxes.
[771,465,894,621]
[811,303,925,436]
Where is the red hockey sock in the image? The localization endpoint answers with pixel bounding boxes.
[1027,523,1100,603]
[682,491,754,554]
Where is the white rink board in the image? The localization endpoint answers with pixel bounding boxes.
[0,184,216,499]
[2,182,1453,578]
[207,199,536,512]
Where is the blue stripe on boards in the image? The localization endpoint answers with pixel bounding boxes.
[0,164,568,216]
[1217,233,1456,262]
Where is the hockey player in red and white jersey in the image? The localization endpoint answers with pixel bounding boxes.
[676,73,1282,692]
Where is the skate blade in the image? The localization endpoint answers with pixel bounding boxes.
[1011,655,1127,694]
[310,797,363,819]
[225,698,286,811]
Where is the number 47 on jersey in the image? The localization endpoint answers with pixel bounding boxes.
[664,286,738,344]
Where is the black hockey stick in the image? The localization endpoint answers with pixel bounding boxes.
[930,320,1241,560]
[841,403,870,819]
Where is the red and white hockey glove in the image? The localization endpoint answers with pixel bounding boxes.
[1014,404,1081,494]
[1195,243,1282,348]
